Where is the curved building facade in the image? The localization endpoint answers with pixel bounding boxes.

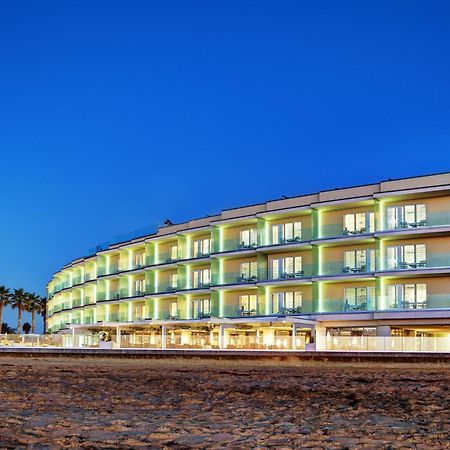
[47,172,450,351]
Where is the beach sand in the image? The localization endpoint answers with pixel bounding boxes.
[0,357,449,449]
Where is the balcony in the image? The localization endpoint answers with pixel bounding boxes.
[214,272,258,286]
[321,261,375,277]
[218,238,257,254]
[73,276,82,286]
[72,298,82,308]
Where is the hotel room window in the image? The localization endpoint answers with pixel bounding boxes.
[239,294,257,315]
[386,204,427,230]
[272,291,302,314]
[240,261,257,281]
[343,249,375,273]
[193,238,211,257]
[271,256,303,279]
[386,244,426,269]
[271,221,302,244]
[193,268,211,288]
[386,283,427,309]
[343,212,374,235]
[239,229,257,248]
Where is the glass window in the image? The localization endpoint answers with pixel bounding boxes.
[193,269,211,288]
[272,291,302,314]
[271,256,302,278]
[240,294,257,314]
[343,212,374,234]
[192,298,211,317]
[170,245,178,261]
[344,249,374,271]
[240,229,257,247]
[387,283,427,309]
[386,204,427,229]
[169,273,178,289]
[170,301,178,318]
[241,261,257,279]
[194,238,211,257]
[271,222,302,244]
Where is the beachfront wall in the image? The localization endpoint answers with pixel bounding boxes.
[45,172,450,351]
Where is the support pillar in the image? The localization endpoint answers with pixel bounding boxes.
[116,325,121,349]
[292,323,298,350]
[314,326,327,351]
[219,323,225,350]
[376,325,391,351]
[161,325,167,350]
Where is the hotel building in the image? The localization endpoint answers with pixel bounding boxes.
[47,173,450,351]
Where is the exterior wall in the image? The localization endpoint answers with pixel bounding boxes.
[46,173,450,335]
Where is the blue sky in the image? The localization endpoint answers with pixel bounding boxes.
[1,1,449,331]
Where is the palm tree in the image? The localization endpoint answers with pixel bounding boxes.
[37,297,47,333]
[10,289,28,334]
[0,286,11,330]
[25,293,41,334]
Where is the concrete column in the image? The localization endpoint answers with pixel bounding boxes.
[219,323,225,350]
[161,325,167,350]
[116,325,121,349]
[71,327,76,349]
[291,324,297,350]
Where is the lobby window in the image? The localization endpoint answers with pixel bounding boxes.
[386,283,427,309]
[386,244,426,270]
[239,294,257,315]
[240,261,257,281]
[343,212,374,235]
[192,298,211,318]
[386,204,427,230]
[344,287,374,311]
[343,249,375,273]
[193,238,211,257]
[271,256,303,279]
[193,268,211,288]
[238,229,257,249]
[271,221,302,244]
[169,273,178,289]
[272,291,302,314]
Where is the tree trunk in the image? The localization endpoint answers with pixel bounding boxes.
[17,309,22,334]
[0,306,3,331]
[31,312,35,334]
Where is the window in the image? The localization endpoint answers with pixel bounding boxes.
[193,238,211,257]
[271,256,303,279]
[169,273,178,289]
[386,244,426,269]
[343,249,375,273]
[271,221,302,244]
[240,261,257,281]
[192,298,211,318]
[386,284,427,309]
[239,229,257,248]
[169,301,178,318]
[134,279,146,295]
[343,212,374,235]
[239,294,257,315]
[344,287,374,311]
[386,204,427,230]
[133,253,144,268]
[272,291,302,314]
[193,268,211,288]
[170,245,179,261]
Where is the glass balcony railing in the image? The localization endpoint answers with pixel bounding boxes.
[321,224,375,239]
[84,296,95,305]
[384,254,450,271]
[213,272,258,286]
[152,282,177,294]
[84,316,95,324]
[72,299,82,307]
[321,261,376,276]
[268,263,314,280]
[103,313,129,322]
[221,304,263,317]
[267,227,313,246]
[163,309,181,320]
[84,272,95,281]
[219,239,257,253]
[73,276,82,285]
[156,252,179,264]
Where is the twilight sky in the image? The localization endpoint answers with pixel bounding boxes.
[1,1,450,331]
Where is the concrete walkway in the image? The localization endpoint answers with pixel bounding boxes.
[1,346,450,363]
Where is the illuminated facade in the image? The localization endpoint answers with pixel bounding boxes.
[47,173,450,351]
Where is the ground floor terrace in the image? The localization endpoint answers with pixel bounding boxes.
[54,310,450,353]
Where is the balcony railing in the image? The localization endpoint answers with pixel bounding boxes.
[321,261,375,276]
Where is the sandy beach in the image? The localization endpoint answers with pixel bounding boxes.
[0,357,449,449]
